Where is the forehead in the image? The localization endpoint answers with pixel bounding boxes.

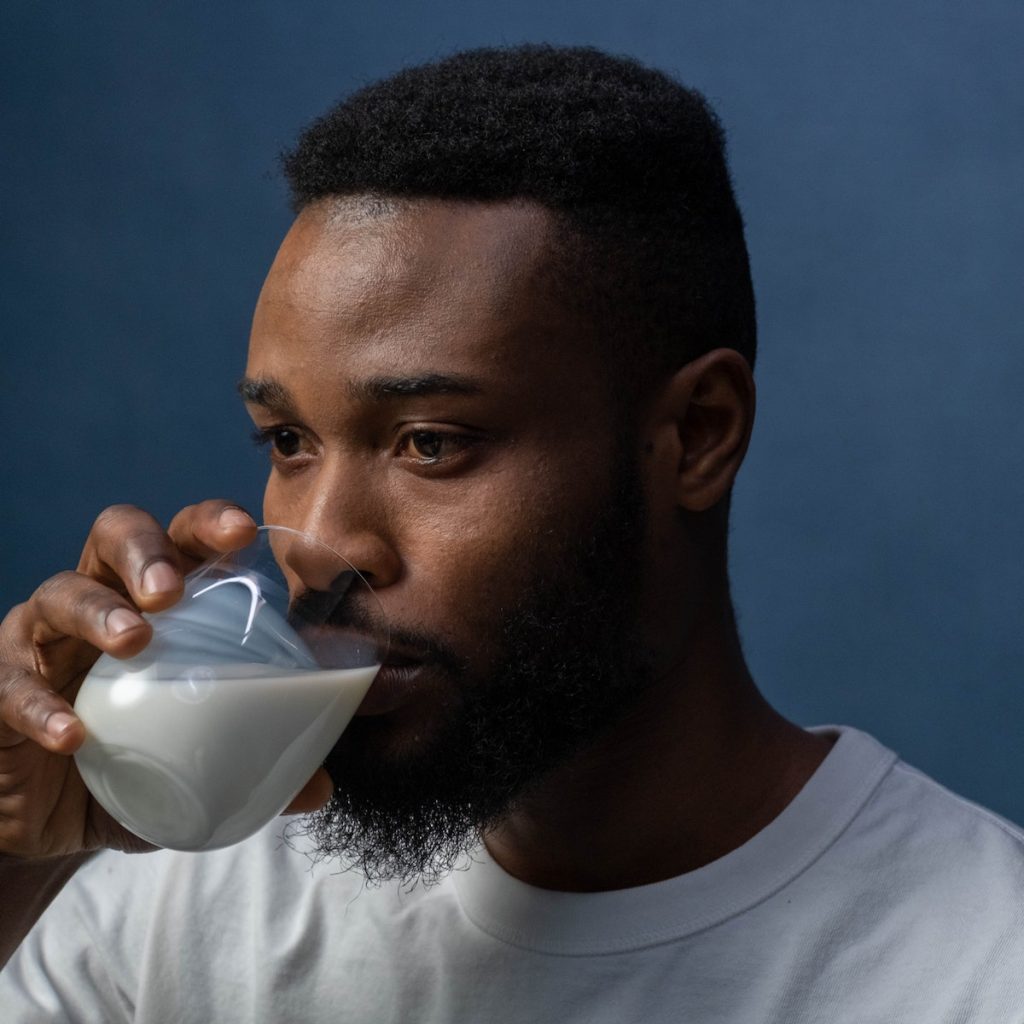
[248,197,599,391]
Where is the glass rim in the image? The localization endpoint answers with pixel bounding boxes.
[192,522,390,665]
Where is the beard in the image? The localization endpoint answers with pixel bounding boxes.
[287,452,654,885]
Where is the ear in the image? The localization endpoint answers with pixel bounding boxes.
[646,349,756,513]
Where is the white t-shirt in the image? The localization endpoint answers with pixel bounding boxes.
[4,725,1024,1022]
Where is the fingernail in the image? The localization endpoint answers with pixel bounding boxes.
[46,712,77,739]
[141,561,179,596]
[106,607,144,636]
[219,508,255,530]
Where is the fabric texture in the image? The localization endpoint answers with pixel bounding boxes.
[4,725,1024,1022]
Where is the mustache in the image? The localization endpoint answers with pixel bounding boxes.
[288,585,465,673]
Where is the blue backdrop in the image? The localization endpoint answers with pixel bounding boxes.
[3,2,1023,819]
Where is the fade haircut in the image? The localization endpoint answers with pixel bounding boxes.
[282,44,756,396]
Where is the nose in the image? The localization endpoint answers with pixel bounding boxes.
[272,462,402,593]
[275,526,393,669]
[281,534,359,592]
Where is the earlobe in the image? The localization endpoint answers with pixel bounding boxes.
[654,349,756,513]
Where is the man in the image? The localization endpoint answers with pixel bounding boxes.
[1,44,1023,1022]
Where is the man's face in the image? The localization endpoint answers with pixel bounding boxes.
[244,197,655,880]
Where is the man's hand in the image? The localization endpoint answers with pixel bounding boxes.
[0,500,260,858]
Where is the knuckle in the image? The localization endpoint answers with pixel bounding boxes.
[92,503,141,535]
[0,666,35,713]
[11,679,54,726]
[31,571,82,608]
[172,503,199,524]
[0,605,37,672]
[0,601,29,645]
[69,583,114,629]
[172,501,228,539]
[93,506,172,572]
[169,501,223,544]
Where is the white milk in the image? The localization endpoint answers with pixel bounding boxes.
[74,662,378,851]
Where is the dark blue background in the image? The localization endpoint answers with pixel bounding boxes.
[3,3,1023,818]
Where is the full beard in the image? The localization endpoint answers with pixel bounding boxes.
[287,453,654,886]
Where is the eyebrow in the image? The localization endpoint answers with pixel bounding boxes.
[237,372,484,409]
[348,373,484,401]
[237,377,296,410]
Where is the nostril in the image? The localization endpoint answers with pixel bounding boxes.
[283,535,357,593]
[275,522,401,593]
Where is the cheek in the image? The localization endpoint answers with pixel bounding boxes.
[391,466,593,611]
[260,444,617,645]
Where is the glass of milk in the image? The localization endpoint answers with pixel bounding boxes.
[73,526,385,852]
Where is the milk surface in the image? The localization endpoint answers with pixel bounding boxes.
[75,663,378,851]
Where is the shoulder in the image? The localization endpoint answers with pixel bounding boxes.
[810,726,1024,889]
[754,728,1024,1018]
[811,728,1024,962]
[870,754,1024,887]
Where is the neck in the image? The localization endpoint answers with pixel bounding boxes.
[483,595,832,892]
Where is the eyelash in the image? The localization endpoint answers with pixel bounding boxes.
[398,429,479,464]
[249,426,479,466]
[250,427,303,458]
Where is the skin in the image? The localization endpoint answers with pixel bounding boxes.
[246,196,831,888]
[245,199,640,748]
[0,196,831,953]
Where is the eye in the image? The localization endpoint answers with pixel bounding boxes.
[397,429,480,466]
[406,430,446,461]
[251,427,304,459]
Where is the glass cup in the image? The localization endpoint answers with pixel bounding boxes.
[73,526,386,852]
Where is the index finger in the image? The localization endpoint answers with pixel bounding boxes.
[76,502,257,616]
[0,663,85,753]
[166,500,259,563]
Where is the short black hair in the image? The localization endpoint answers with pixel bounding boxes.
[283,44,756,391]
